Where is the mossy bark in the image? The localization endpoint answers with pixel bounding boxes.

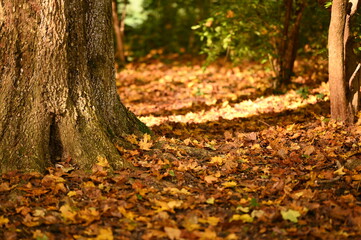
[0,0,149,173]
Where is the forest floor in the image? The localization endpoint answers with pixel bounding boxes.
[2,56,361,239]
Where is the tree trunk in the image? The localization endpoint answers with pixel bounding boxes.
[328,0,360,123]
[345,0,361,115]
[112,0,126,65]
[274,0,305,88]
[0,0,149,173]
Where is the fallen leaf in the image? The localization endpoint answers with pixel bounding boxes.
[229,214,253,223]
[281,209,300,223]
[164,227,181,240]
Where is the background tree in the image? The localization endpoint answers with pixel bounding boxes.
[328,0,360,123]
[276,0,306,87]
[124,0,211,57]
[112,0,127,65]
[193,0,330,88]
[0,0,149,173]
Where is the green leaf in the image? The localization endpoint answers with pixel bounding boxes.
[250,198,259,207]
[281,209,301,223]
[169,170,175,177]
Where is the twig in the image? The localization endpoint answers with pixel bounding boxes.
[258,120,271,127]
[349,63,361,88]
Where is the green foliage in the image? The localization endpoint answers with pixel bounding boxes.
[193,0,330,66]
[193,0,282,65]
[296,87,310,99]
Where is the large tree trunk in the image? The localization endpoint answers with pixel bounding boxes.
[328,0,360,123]
[0,0,148,173]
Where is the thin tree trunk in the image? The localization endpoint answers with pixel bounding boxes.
[0,0,148,173]
[112,0,126,64]
[328,0,350,122]
[275,0,305,88]
[345,0,361,114]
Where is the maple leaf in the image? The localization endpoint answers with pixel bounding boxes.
[139,133,153,150]
[118,206,136,220]
[281,209,301,223]
[96,156,110,167]
[78,207,100,226]
[60,204,77,223]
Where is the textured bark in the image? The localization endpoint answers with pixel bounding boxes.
[328,0,360,123]
[0,0,148,173]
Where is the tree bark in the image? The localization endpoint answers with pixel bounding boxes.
[345,0,361,114]
[328,0,360,123]
[0,0,149,173]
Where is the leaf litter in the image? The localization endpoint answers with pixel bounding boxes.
[2,57,361,239]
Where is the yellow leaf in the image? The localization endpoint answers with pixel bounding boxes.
[78,207,100,224]
[95,227,113,240]
[153,200,183,212]
[251,144,261,150]
[281,209,300,223]
[229,214,253,223]
[118,207,136,220]
[222,181,237,188]
[96,156,110,167]
[0,216,9,226]
[209,156,225,165]
[226,233,238,240]
[67,191,77,197]
[199,216,220,226]
[206,197,215,204]
[236,206,249,213]
[334,166,346,176]
[83,181,96,188]
[164,187,191,195]
[126,134,139,145]
[168,200,183,209]
[60,204,77,223]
